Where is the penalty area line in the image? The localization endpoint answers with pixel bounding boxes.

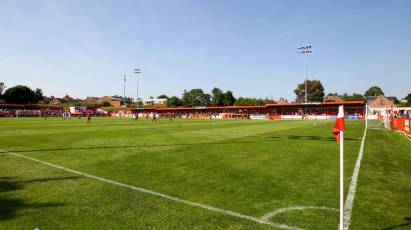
[0,150,298,230]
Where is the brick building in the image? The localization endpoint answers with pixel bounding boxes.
[366,95,397,115]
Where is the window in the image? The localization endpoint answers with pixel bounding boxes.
[380,100,385,106]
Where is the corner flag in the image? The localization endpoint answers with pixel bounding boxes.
[333,105,345,143]
[333,105,345,230]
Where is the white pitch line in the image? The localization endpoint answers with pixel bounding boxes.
[343,125,367,229]
[261,206,338,221]
[1,150,299,230]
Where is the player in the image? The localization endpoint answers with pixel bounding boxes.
[168,113,174,122]
[86,113,92,124]
[152,112,157,123]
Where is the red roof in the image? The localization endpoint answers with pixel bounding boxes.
[266,103,300,106]
[0,103,63,109]
[128,101,366,112]
[266,101,364,107]
[155,107,194,111]
[155,105,266,111]
[321,101,365,105]
[207,106,266,109]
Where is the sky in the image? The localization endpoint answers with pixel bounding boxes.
[0,0,410,101]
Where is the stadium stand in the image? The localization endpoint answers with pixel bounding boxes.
[0,103,63,117]
[111,101,365,120]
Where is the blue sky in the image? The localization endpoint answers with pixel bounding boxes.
[1,0,410,101]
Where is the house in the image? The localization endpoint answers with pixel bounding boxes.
[323,95,344,102]
[366,95,397,115]
[83,97,99,104]
[143,98,168,108]
[99,96,122,108]
[50,98,62,105]
[109,101,121,108]
[49,97,71,105]
[99,96,114,102]
[144,98,168,105]
[39,96,52,104]
[62,95,74,103]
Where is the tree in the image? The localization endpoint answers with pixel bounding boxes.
[167,96,183,108]
[157,94,169,99]
[182,88,211,107]
[137,98,144,107]
[210,87,236,106]
[234,97,266,106]
[2,85,41,104]
[100,101,111,107]
[277,98,288,104]
[294,80,325,103]
[34,88,43,102]
[0,82,5,95]
[222,90,236,106]
[263,97,276,104]
[0,82,4,102]
[148,96,154,105]
[339,93,365,101]
[350,93,364,101]
[211,87,224,106]
[404,92,411,105]
[364,86,384,97]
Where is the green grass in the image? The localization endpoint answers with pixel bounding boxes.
[0,118,409,229]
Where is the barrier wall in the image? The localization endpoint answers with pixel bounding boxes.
[281,115,303,120]
[367,114,378,120]
[108,112,362,121]
[269,115,281,120]
[307,115,327,120]
[391,117,411,135]
[250,115,267,120]
[279,115,360,120]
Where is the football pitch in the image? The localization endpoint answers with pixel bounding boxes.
[0,118,410,229]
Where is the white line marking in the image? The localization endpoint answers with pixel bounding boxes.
[261,206,338,221]
[0,150,298,230]
[343,125,367,229]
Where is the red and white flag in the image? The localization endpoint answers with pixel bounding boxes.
[333,105,345,143]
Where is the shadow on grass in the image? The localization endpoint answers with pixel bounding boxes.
[381,217,411,230]
[6,135,357,154]
[0,176,78,220]
[286,135,357,141]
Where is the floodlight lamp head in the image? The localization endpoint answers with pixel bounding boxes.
[298,45,312,50]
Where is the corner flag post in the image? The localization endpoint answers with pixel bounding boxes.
[332,105,345,230]
[340,128,344,230]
